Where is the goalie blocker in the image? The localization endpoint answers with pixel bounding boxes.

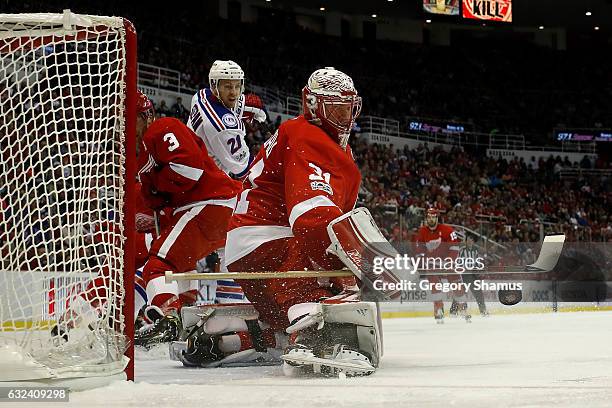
[327,207,418,300]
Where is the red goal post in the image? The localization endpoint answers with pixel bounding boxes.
[0,10,136,385]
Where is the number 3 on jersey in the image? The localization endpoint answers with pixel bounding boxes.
[163,133,180,152]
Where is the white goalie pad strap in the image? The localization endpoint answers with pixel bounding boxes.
[146,275,179,303]
[180,303,259,331]
[326,207,416,299]
[176,279,199,295]
[286,303,323,334]
[218,334,242,353]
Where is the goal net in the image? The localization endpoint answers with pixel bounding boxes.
[0,10,135,384]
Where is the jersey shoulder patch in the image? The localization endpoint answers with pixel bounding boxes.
[195,89,242,132]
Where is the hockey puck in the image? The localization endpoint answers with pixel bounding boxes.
[498,289,522,306]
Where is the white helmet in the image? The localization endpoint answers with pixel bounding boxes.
[302,67,361,149]
[209,60,245,93]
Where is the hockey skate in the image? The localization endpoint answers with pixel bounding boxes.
[282,341,375,377]
[280,302,381,377]
[134,309,182,349]
[456,302,472,323]
[449,300,459,318]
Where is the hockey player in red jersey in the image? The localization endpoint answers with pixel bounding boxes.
[415,208,470,323]
[133,91,242,347]
[225,67,363,327]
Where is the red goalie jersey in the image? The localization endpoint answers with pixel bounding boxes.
[225,115,361,269]
[138,117,240,209]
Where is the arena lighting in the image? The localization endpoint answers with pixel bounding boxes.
[586,11,592,16]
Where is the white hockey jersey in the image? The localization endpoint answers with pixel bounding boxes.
[187,88,250,177]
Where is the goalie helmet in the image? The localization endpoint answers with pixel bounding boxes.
[302,67,362,149]
[209,60,245,94]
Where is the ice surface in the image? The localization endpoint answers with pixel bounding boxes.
[26,311,612,407]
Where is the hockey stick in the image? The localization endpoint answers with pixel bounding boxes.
[165,269,352,282]
[418,233,565,276]
[165,234,565,282]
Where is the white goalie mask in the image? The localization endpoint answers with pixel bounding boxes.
[302,67,362,149]
[209,60,245,94]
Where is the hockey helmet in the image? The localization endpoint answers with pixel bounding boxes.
[136,89,155,120]
[209,60,245,94]
[302,67,362,149]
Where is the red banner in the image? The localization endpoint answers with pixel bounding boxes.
[462,0,512,22]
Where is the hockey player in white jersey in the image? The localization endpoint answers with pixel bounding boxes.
[185,60,256,307]
[187,60,254,179]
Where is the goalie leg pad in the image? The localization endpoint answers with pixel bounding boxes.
[286,301,382,368]
[170,303,286,367]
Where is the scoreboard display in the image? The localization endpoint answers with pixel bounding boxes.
[424,0,512,23]
[423,0,460,16]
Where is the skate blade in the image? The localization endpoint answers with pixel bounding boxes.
[281,354,375,374]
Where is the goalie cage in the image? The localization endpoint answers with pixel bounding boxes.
[0,10,136,389]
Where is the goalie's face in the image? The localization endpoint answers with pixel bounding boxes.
[215,79,242,109]
[304,90,362,149]
[323,98,356,132]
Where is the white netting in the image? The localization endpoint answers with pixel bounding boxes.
[0,11,130,380]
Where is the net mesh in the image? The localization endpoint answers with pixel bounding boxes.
[0,12,130,379]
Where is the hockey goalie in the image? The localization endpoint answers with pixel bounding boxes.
[171,67,416,377]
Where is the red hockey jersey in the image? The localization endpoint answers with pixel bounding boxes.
[138,117,241,209]
[415,223,461,259]
[225,115,361,266]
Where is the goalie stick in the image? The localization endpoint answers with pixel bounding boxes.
[165,234,565,282]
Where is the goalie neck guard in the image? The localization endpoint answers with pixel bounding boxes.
[302,67,362,150]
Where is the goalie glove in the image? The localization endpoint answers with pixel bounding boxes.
[326,207,417,300]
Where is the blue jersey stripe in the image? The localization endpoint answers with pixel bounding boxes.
[233,154,252,178]
[135,283,147,301]
[216,292,246,300]
[216,280,242,286]
[197,92,223,133]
